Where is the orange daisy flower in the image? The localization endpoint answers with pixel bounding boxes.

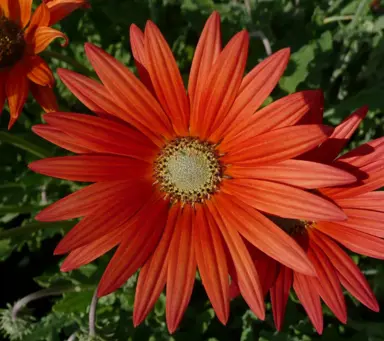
[231,107,384,333]
[29,12,356,332]
[0,0,88,128]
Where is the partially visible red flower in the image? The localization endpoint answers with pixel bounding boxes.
[231,107,384,333]
[0,0,89,128]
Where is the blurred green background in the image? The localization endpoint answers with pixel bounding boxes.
[1,0,384,340]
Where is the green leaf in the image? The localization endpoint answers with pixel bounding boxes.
[52,291,94,313]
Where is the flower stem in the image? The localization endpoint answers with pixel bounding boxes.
[89,289,98,337]
[323,15,354,24]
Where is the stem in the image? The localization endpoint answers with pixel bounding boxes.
[40,50,94,77]
[89,289,98,337]
[323,15,354,24]
[0,132,52,158]
[67,333,77,341]
[0,221,75,240]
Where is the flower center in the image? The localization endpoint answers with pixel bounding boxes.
[154,137,222,204]
[0,16,25,68]
[270,216,314,235]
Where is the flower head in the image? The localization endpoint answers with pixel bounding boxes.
[231,107,384,334]
[0,0,88,128]
[29,12,356,333]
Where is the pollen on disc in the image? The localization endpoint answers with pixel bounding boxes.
[154,137,222,204]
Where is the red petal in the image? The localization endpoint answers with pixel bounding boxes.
[5,61,29,129]
[303,106,368,163]
[210,48,290,142]
[32,124,92,153]
[30,83,58,112]
[227,159,356,189]
[335,208,384,237]
[43,112,157,162]
[61,226,126,272]
[166,205,196,333]
[25,3,50,38]
[191,30,249,139]
[44,0,89,25]
[27,55,54,87]
[84,43,174,142]
[221,125,332,165]
[35,181,134,221]
[315,221,384,260]
[195,205,229,324]
[8,0,32,28]
[32,27,68,54]
[270,266,293,331]
[254,253,278,296]
[129,24,154,93]
[188,12,221,117]
[335,192,384,211]
[309,229,379,312]
[206,201,265,320]
[133,204,180,326]
[214,192,315,275]
[97,194,169,296]
[28,155,151,182]
[144,21,189,136]
[221,179,346,221]
[54,181,151,254]
[221,90,323,150]
[58,69,132,120]
[307,239,347,323]
[293,272,323,334]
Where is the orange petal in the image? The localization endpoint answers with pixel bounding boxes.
[221,124,332,165]
[335,208,384,237]
[221,178,346,221]
[189,12,221,121]
[58,68,130,120]
[43,112,157,162]
[129,24,154,94]
[321,159,384,199]
[206,201,265,320]
[195,205,229,324]
[32,124,92,153]
[61,226,126,272]
[253,252,278,296]
[303,106,368,163]
[133,204,180,326]
[293,272,323,334]
[28,155,151,182]
[214,192,315,275]
[210,48,290,142]
[84,43,174,142]
[35,181,132,221]
[227,159,356,189]
[309,229,379,312]
[97,194,169,296]
[166,205,196,333]
[315,221,384,260]
[30,83,58,112]
[8,0,32,28]
[26,55,54,87]
[44,0,89,26]
[24,3,50,41]
[144,21,189,136]
[5,61,29,129]
[191,30,249,139]
[0,0,9,17]
[335,191,384,211]
[54,181,151,254]
[270,266,293,331]
[307,239,347,323]
[33,26,68,54]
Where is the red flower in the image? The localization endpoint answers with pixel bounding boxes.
[0,0,88,128]
[29,12,355,332]
[232,107,384,333]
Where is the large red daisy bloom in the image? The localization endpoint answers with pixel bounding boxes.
[29,12,356,332]
[232,107,384,333]
[0,0,88,128]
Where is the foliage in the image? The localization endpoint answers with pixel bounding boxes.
[1,0,384,340]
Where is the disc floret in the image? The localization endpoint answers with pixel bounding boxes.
[0,16,25,68]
